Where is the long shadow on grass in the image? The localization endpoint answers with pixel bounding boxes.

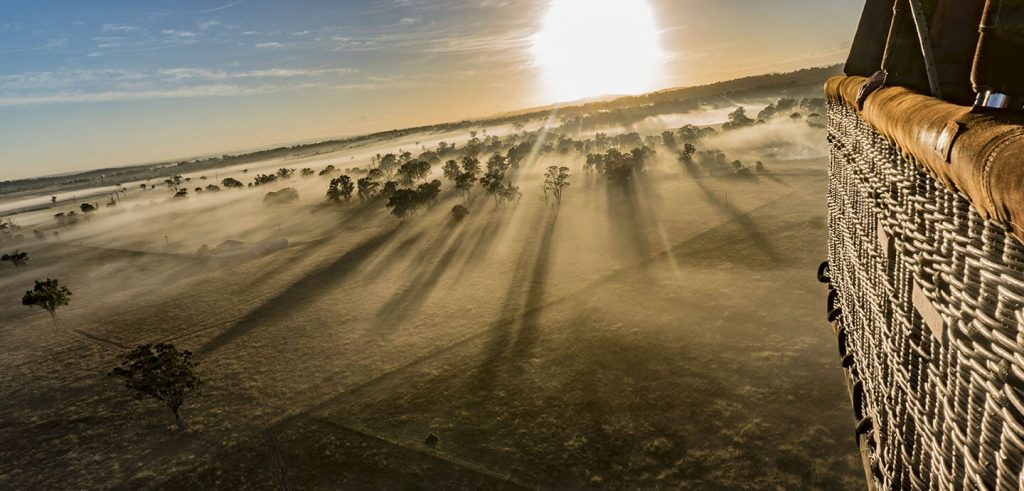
[605,179,653,261]
[691,178,780,262]
[473,206,558,390]
[247,199,390,287]
[198,226,399,356]
[374,220,470,329]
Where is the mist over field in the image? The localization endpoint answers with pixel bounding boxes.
[0,66,864,488]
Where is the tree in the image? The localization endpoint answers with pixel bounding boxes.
[1,250,28,269]
[221,177,244,188]
[499,183,522,206]
[661,131,677,149]
[486,154,510,175]
[722,107,754,130]
[480,171,505,205]
[397,159,431,185]
[379,153,400,179]
[80,203,97,213]
[386,189,423,220]
[264,188,299,205]
[22,278,71,325]
[174,189,189,199]
[677,124,715,144]
[454,172,476,202]
[318,165,337,177]
[461,156,481,175]
[442,160,461,182]
[587,146,653,184]
[164,177,179,191]
[276,168,296,180]
[678,144,699,175]
[109,343,202,431]
[300,168,315,177]
[380,181,398,198]
[357,177,379,200]
[327,176,355,203]
[451,205,470,221]
[544,166,571,205]
[253,174,278,186]
[416,180,442,208]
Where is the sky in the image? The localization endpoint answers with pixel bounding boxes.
[0,0,863,179]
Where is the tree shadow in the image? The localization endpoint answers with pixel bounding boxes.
[473,207,558,391]
[604,178,653,261]
[759,171,788,186]
[374,222,471,330]
[247,199,391,286]
[197,227,399,357]
[453,205,513,281]
[690,178,780,262]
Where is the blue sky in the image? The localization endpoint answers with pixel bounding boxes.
[0,0,863,179]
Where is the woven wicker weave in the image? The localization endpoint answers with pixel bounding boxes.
[828,101,1024,490]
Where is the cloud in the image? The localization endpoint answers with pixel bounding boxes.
[198,20,222,30]
[0,84,303,106]
[0,66,362,106]
[255,42,284,48]
[190,1,244,14]
[162,29,197,37]
[158,67,357,80]
[102,23,141,33]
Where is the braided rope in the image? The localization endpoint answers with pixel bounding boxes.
[828,101,1024,490]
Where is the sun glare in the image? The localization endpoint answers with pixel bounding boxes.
[532,0,664,103]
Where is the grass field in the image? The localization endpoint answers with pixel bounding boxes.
[0,109,861,489]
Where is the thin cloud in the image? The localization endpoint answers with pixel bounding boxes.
[102,23,141,33]
[0,66,362,106]
[162,29,197,37]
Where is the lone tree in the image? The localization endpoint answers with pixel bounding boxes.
[1,250,28,269]
[109,343,203,431]
[221,177,244,188]
[451,205,470,221]
[22,278,72,325]
[544,166,571,205]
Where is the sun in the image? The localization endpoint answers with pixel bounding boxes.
[532,0,664,103]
